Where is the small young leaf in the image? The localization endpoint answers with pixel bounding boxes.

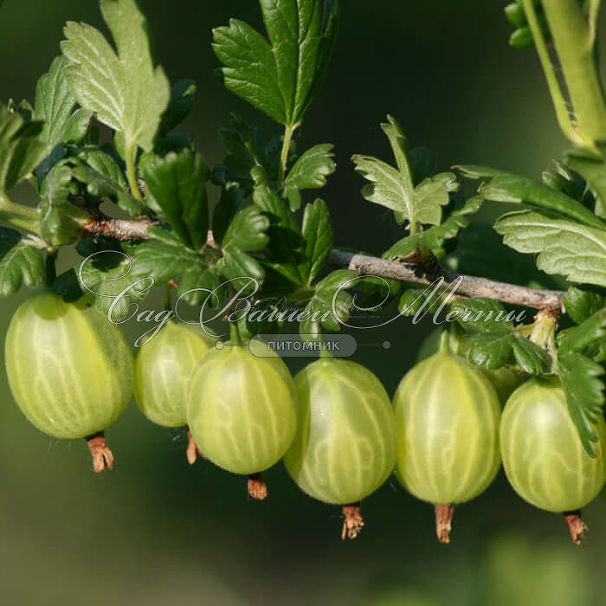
[0,228,44,297]
[72,150,141,214]
[300,269,356,337]
[40,162,88,246]
[384,195,483,260]
[558,307,606,355]
[212,182,245,245]
[353,117,457,228]
[35,56,92,147]
[178,265,221,307]
[217,246,265,292]
[61,0,170,152]
[253,185,305,287]
[495,210,606,287]
[398,288,445,317]
[157,79,197,138]
[129,240,201,284]
[221,205,270,252]
[283,144,336,211]
[0,103,47,191]
[565,150,606,219]
[301,198,333,284]
[143,150,209,249]
[452,298,549,373]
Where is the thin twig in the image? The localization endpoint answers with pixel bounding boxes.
[82,217,567,311]
[82,216,155,240]
[328,249,565,311]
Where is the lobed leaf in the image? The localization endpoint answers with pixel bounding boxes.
[221,205,270,252]
[35,56,92,148]
[212,0,339,127]
[301,198,333,284]
[143,150,209,250]
[494,210,606,287]
[0,103,47,191]
[61,0,170,152]
[283,143,335,211]
[0,228,44,297]
[354,117,457,229]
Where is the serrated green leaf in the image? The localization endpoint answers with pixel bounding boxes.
[398,288,444,317]
[157,79,197,138]
[510,334,550,374]
[353,117,457,228]
[130,240,201,285]
[35,56,92,148]
[451,298,512,333]
[300,268,356,337]
[558,351,604,456]
[384,196,483,260]
[72,149,141,214]
[559,307,606,354]
[283,143,335,211]
[217,246,265,292]
[563,286,606,324]
[143,150,209,249]
[452,298,549,373]
[420,196,484,258]
[40,162,88,246]
[61,0,170,152]
[542,160,594,209]
[445,223,561,289]
[221,205,269,252]
[177,265,221,307]
[495,210,606,287]
[78,250,151,322]
[0,102,47,191]
[566,150,606,218]
[253,184,305,287]
[212,0,338,127]
[0,228,45,297]
[301,198,332,284]
[479,172,604,228]
[212,182,245,244]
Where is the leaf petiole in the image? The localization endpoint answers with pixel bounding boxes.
[278,124,297,187]
[125,141,144,204]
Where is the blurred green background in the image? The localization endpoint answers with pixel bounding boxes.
[2,1,606,604]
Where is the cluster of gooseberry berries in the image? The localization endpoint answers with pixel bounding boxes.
[5,291,605,543]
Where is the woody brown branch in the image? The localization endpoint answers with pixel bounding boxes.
[81,217,566,311]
